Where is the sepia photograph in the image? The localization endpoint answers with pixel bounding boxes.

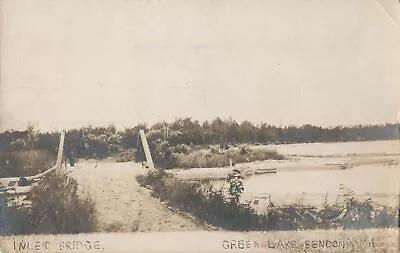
[0,0,399,252]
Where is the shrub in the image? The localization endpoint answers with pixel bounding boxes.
[5,173,98,234]
[116,150,136,162]
[137,169,167,188]
[196,188,258,230]
[226,169,244,204]
[36,133,59,151]
[209,145,222,154]
[173,144,192,154]
[149,141,177,169]
[137,172,398,231]
[0,150,56,177]
[84,136,109,159]
[173,147,284,169]
[136,169,259,231]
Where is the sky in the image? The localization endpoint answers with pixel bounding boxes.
[1,0,399,131]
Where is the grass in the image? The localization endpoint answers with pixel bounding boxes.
[0,150,56,177]
[173,145,284,169]
[136,170,398,231]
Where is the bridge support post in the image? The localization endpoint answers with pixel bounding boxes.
[139,130,156,172]
[56,131,66,172]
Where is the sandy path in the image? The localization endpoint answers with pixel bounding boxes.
[68,160,204,232]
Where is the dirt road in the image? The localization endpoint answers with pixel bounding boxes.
[68,160,204,232]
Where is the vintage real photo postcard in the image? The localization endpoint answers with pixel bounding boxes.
[0,0,399,252]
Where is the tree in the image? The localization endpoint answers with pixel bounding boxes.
[226,169,244,204]
[26,122,38,149]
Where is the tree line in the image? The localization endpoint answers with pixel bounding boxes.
[0,118,399,159]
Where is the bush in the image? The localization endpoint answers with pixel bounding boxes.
[0,150,56,177]
[36,133,59,151]
[116,150,136,162]
[226,169,244,204]
[173,147,284,169]
[137,172,398,231]
[5,173,98,234]
[196,188,258,230]
[136,169,259,231]
[149,141,177,169]
[137,169,167,188]
[173,144,192,154]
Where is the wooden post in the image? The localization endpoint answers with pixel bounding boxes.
[139,130,156,171]
[56,131,66,171]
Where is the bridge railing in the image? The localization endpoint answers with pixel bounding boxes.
[0,131,65,192]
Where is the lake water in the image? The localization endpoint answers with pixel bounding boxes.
[242,164,399,205]
[217,140,400,209]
